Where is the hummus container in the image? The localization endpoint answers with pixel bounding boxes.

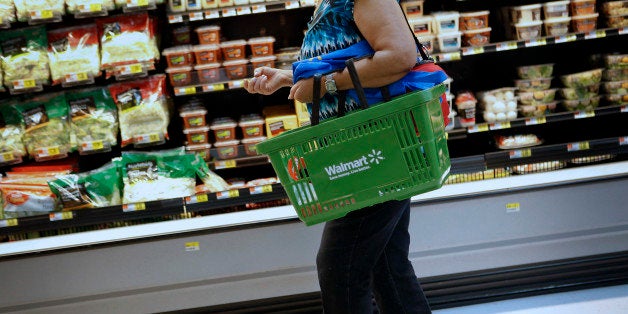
[543,1,570,19]
[510,4,542,23]
[401,0,425,17]
[561,68,603,88]
[193,44,221,64]
[184,126,211,145]
[515,77,553,91]
[603,81,628,94]
[196,25,221,45]
[180,108,208,128]
[238,114,265,138]
[571,13,598,32]
[461,27,491,46]
[561,95,601,111]
[602,0,628,15]
[459,10,490,30]
[202,0,219,8]
[418,34,435,52]
[544,17,571,36]
[241,136,266,156]
[517,63,555,79]
[223,59,249,80]
[432,12,460,33]
[163,46,194,67]
[251,55,277,69]
[218,0,234,7]
[248,37,276,57]
[195,63,221,83]
[559,84,600,99]
[214,140,240,160]
[210,117,238,142]
[186,143,212,161]
[220,40,247,61]
[514,20,543,40]
[408,16,433,35]
[570,0,596,16]
[165,66,194,86]
[606,13,628,28]
[436,32,462,52]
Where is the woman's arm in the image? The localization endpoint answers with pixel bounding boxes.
[243,67,293,95]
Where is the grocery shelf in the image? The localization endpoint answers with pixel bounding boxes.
[173,79,246,96]
[167,0,315,24]
[210,154,270,170]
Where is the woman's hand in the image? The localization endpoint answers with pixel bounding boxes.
[243,67,293,95]
[289,77,325,103]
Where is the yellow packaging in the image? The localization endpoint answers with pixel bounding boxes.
[263,105,299,138]
[293,100,311,127]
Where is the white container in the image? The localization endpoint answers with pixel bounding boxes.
[187,0,202,10]
[218,0,234,6]
[432,11,460,34]
[234,0,249,4]
[436,31,462,52]
[514,20,543,40]
[408,16,433,35]
[543,1,570,19]
[417,34,435,53]
[169,0,188,12]
[401,0,425,17]
[202,0,219,8]
[544,17,571,36]
[511,4,543,24]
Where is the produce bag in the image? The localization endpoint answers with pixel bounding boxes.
[66,87,119,154]
[108,75,170,148]
[0,26,50,92]
[0,0,16,25]
[0,170,69,218]
[66,0,115,15]
[48,162,121,211]
[13,92,72,162]
[13,0,65,23]
[191,153,230,192]
[0,99,27,165]
[47,25,101,86]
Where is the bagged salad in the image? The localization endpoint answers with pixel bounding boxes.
[13,92,72,162]
[0,99,27,165]
[0,26,50,92]
[47,24,101,86]
[109,74,170,148]
[66,87,119,155]
[0,170,70,218]
[48,162,121,211]
[13,0,65,23]
[0,0,16,27]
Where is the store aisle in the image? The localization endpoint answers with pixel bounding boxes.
[433,284,628,314]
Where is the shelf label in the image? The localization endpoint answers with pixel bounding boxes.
[585,30,606,40]
[468,123,489,133]
[490,122,511,130]
[463,46,484,55]
[574,111,595,119]
[215,160,237,169]
[216,189,240,199]
[12,79,37,90]
[123,202,146,212]
[177,86,197,95]
[127,0,149,7]
[620,27,627,35]
[30,10,54,19]
[49,212,74,222]
[285,1,300,9]
[621,105,628,113]
[65,72,89,83]
[496,42,518,51]
[168,14,184,23]
[525,38,547,47]
[525,117,547,125]
[78,3,103,12]
[619,136,628,146]
[81,140,105,152]
[37,146,61,158]
[0,219,18,228]
[185,241,200,252]
[250,185,273,195]
[205,10,220,19]
[222,8,236,17]
[0,152,16,163]
[567,141,590,152]
[251,5,266,13]
[185,194,209,204]
[228,80,244,89]
[237,6,252,15]
[506,202,520,213]
[509,149,532,159]
[437,52,461,62]
[555,34,577,43]
[134,133,162,144]
[203,83,225,92]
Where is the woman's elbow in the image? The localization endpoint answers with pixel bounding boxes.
[395,46,419,71]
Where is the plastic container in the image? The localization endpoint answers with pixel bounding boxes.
[180,108,208,128]
[570,0,596,16]
[517,63,555,79]
[571,13,598,32]
[602,0,628,16]
[432,12,460,33]
[408,16,433,35]
[511,4,543,23]
[234,0,249,4]
[195,63,221,83]
[172,25,192,45]
[515,77,553,91]
[518,89,558,105]
[401,0,425,17]
[436,32,462,52]
[242,136,266,156]
[544,17,571,36]
[276,47,301,62]
[220,40,247,61]
[218,0,234,7]
[223,59,249,80]
[184,126,211,145]
[214,140,240,160]
[193,44,220,64]
[187,0,202,10]
[165,66,194,86]
[239,114,265,138]
[514,20,543,40]
[461,27,491,46]
[559,84,600,100]
[169,0,188,12]
[606,13,628,28]
[603,68,628,81]
[250,55,277,69]
[248,37,276,57]
[561,95,601,111]
[561,68,603,87]
[186,143,212,161]
[202,0,219,8]
[196,25,221,45]
[519,102,558,117]
[210,117,238,142]
[418,34,436,52]
[604,54,628,69]
[606,93,628,105]
[543,1,570,19]
[459,10,490,30]
[603,80,628,94]
[163,46,194,67]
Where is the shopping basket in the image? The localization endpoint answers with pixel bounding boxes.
[256,59,451,226]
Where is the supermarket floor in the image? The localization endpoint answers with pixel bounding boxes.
[433,283,628,314]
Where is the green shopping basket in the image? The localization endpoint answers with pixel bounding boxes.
[256,61,451,226]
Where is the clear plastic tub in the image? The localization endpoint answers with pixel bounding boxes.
[234,0,249,4]
[515,77,554,91]
[408,16,433,35]
[511,4,543,23]
[239,114,265,138]
[571,13,598,32]
[436,32,462,52]
[518,89,558,105]
[517,63,555,79]
[459,10,490,30]
[602,0,628,16]
[195,63,221,83]
[193,44,220,64]
[604,54,628,69]
[461,27,491,46]
[561,68,603,87]
[202,0,219,9]
[514,20,543,40]
[180,108,208,128]
[543,1,570,19]
[214,140,240,160]
[606,13,628,28]
[220,40,247,61]
[210,117,238,142]
[250,55,277,69]
[544,17,571,36]
[223,59,249,80]
[196,25,221,45]
[163,45,194,67]
[248,37,275,57]
[401,0,425,17]
[183,126,211,145]
[432,12,460,33]
[165,66,194,86]
[570,0,596,16]
[186,143,212,161]
[242,136,266,156]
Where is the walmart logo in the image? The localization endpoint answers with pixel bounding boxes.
[324,149,386,180]
[368,149,384,164]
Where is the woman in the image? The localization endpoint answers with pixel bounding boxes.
[244,0,434,312]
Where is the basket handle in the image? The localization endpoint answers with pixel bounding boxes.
[311,73,322,126]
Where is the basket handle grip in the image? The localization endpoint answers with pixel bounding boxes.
[311,73,322,126]
[345,58,370,109]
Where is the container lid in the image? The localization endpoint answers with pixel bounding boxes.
[571,13,599,19]
[462,27,492,34]
[247,36,276,44]
[512,4,542,10]
[222,59,249,66]
[165,66,193,73]
[544,16,571,23]
[210,117,237,129]
[195,25,220,32]
[432,11,460,18]
[408,15,433,23]
[437,31,462,38]
[220,40,247,47]
[241,136,267,144]
[192,44,220,52]
[214,139,240,147]
[186,143,212,150]
[571,0,596,3]
[250,55,278,63]
[179,108,207,117]
[194,63,222,70]
[163,45,193,55]
[543,1,570,6]
[183,126,210,134]
[515,20,543,27]
[239,113,265,126]
[459,10,490,17]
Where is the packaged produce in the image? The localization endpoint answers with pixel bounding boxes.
[605,93,628,105]
[186,143,211,161]
[602,0,628,15]
[210,117,237,141]
[514,21,543,40]
[544,17,571,36]
[561,95,601,111]
[459,11,490,30]
[518,89,558,105]
[0,26,50,92]
[248,36,275,57]
[436,32,462,52]
[602,80,628,94]
[242,136,266,156]
[461,28,491,46]
[13,0,64,23]
[47,25,101,86]
[180,107,207,128]
[163,45,194,67]
[48,162,121,211]
[214,140,240,159]
[0,183,59,218]
[515,77,553,91]
[543,1,570,19]
[561,68,603,87]
[604,54,628,69]
[165,66,194,86]
[559,84,600,99]
[238,114,265,138]
[66,0,115,16]
[193,44,221,64]
[455,91,477,126]
[517,63,554,79]
[223,59,249,79]
[193,153,230,192]
[606,13,628,28]
[0,0,16,25]
[97,13,156,72]
[603,68,628,81]
[0,100,27,166]
[571,13,598,32]
[108,75,170,148]
[13,93,72,162]
[66,87,119,155]
[220,40,247,60]
[196,25,221,45]
[183,126,210,144]
[519,102,558,117]
[195,63,221,83]
[510,4,542,23]
[570,0,596,16]
[496,134,542,149]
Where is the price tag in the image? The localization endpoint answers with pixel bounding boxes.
[177,86,197,95]
[620,136,628,146]
[222,8,237,17]
[574,111,595,119]
[250,185,273,195]
[490,122,511,130]
[216,190,240,199]
[621,105,628,113]
[251,5,266,13]
[205,10,220,19]
[464,46,484,55]
[190,12,204,21]
[496,42,518,51]
[506,203,520,213]
[585,30,606,40]
[567,141,590,152]
[525,117,547,125]
[127,0,149,7]
[525,38,547,47]
[509,149,532,159]
[555,34,576,43]
[228,80,244,89]
[237,6,252,15]
[468,123,489,133]
[168,15,184,23]
[185,241,200,252]
[185,194,209,204]
[285,1,300,9]
[65,72,89,83]
[0,219,18,228]
[12,79,37,90]
[135,133,162,144]
[123,202,146,212]
[0,152,15,163]
[30,10,54,19]
[78,3,103,12]
[204,83,225,92]
[620,27,627,35]
[49,212,74,222]
[82,140,105,151]
[215,160,237,169]
[37,146,61,158]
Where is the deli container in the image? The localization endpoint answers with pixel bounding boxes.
[603,68,628,81]
[517,63,554,79]
[417,34,435,52]
[250,55,277,69]
[187,0,202,10]
[510,4,543,23]
[604,54,628,69]
[408,16,433,35]
[561,95,601,111]
[515,77,553,91]
[195,63,221,83]
[602,0,628,15]
[183,126,211,145]
[214,140,240,160]
[238,114,265,138]
[561,68,603,87]
[220,40,247,61]
[603,80,628,94]
[570,0,596,16]
[276,47,301,62]
[218,0,234,7]
[519,102,558,117]
[514,20,543,40]
[543,1,570,19]
[248,37,276,57]
[169,0,188,12]
[202,0,219,8]
[459,10,490,30]
[172,25,192,45]
[163,46,194,67]
[436,32,462,52]
[432,12,460,33]
[223,59,249,80]
[241,136,266,156]
[544,17,571,36]
[165,66,194,86]
[606,14,628,28]
[196,25,221,45]
[234,0,249,4]
[401,0,425,17]
[559,84,600,99]
[518,89,558,105]
[571,13,598,32]
[180,107,208,128]
[461,27,491,46]
[606,93,628,105]
[210,117,238,142]
[186,143,212,161]
[193,44,221,64]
